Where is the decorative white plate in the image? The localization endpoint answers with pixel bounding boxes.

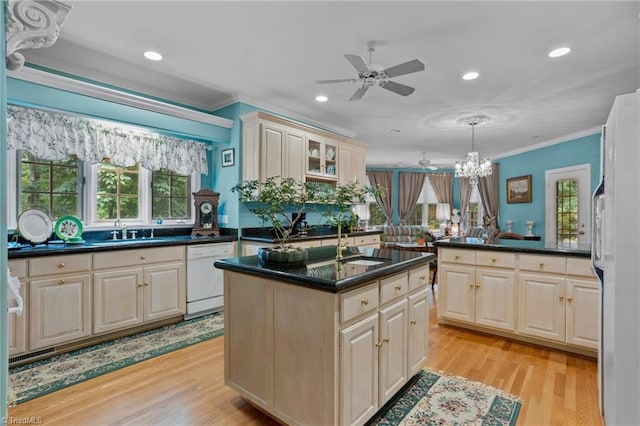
[17,209,53,244]
[55,215,83,240]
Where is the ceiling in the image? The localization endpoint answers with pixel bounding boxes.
[19,1,640,168]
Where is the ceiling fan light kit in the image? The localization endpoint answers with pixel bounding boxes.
[316,41,426,101]
[455,115,492,185]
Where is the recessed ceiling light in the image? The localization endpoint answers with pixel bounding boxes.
[144,51,163,61]
[390,129,401,133]
[548,47,571,58]
[462,71,479,80]
[315,95,328,102]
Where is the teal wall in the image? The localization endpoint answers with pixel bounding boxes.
[497,133,601,236]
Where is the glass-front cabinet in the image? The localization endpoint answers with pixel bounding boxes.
[307,138,338,180]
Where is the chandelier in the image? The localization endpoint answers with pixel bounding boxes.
[455,115,492,185]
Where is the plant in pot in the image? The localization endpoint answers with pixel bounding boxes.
[232,176,318,266]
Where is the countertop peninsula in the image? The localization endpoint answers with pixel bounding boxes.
[214,245,434,293]
[434,236,591,257]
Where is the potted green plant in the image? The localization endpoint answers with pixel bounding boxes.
[232,176,319,265]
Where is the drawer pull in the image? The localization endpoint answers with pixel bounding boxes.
[410,319,417,325]
[375,341,383,348]
[383,338,390,344]
[567,297,573,302]
[394,285,402,291]
[492,258,497,263]
[455,255,460,260]
[57,263,65,268]
[361,298,369,306]
[419,275,426,281]
[58,279,66,285]
[539,262,545,268]
[140,255,147,260]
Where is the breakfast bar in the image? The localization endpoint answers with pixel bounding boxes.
[214,246,434,426]
[433,237,599,357]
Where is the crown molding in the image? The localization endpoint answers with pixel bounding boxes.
[494,126,601,160]
[7,66,234,128]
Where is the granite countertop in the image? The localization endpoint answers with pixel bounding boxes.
[8,234,238,259]
[433,237,591,258]
[214,245,434,293]
[240,228,382,243]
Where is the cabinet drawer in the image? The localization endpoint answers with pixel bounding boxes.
[353,234,380,247]
[93,246,184,269]
[380,272,408,305]
[340,282,379,324]
[519,254,566,274]
[475,251,516,269]
[408,265,430,292]
[8,259,28,279]
[30,254,91,277]
[440,248,475,265]
[567,257,596,278]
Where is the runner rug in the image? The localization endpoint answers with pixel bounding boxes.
[368,369,522,426]
[9,312,224,405]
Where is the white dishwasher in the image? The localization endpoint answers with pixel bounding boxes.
[186,243,233,319]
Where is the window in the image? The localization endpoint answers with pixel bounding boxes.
[414,177,439,230]
[96,160,140,221]
[152,169,191,220]
[465,186,483,228]
[19,151,81,219]
[556,178,579,245]
[405,204,423,225]
[545,164,590,246]
[368,203,387,226]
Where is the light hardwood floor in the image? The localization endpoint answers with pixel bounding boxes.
[8,286,603,425]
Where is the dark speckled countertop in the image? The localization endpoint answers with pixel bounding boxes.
[214,245,434,293]
[8,234,238,259]
[433,237,591,258]
[240,228,382,243]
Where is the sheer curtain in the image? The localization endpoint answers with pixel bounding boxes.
[458,177,472,231]
[366,171,393,225]
[478,163,500,227]
[398,172,425,225]
[427,173,453,205]
[6,105,209,175]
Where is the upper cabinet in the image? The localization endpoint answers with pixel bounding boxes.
[241,111,366,186]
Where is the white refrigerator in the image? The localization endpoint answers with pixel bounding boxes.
[593,91,640,425]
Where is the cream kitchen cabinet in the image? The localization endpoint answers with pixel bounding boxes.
[338,141,367,187]
[224,262,429,426]
[8,259,28,356]
[307,137,338,180]
[29,254,92,350]
[93,246,185,334]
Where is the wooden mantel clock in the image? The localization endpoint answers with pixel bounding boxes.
[192,188,220,237]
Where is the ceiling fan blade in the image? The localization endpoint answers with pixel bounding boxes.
[344,54,370,74]
[315,78,358,84]
[383,59,426,78]
[380,80,415,96]
[349,86,369,101]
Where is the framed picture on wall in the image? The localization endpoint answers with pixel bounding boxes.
[221,148,235,167]
[507,175,532,203]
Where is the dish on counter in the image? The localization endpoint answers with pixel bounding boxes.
[17,209,53,244]
[55,215,83,240]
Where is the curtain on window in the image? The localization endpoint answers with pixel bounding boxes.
[458,177,472,230]
[366,170,393,225]
[478,163,500,227]
[6,105,209,175]
[398,172,425,225]
[427,173,453,205]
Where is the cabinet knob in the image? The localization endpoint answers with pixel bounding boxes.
[375,341,383,348]
[469,283,475,288]
[539,262,545,268]
[410,320,417,325]
[57,263,65,268]
[455,255,460,260]
[140,255,147,260]
[492,258,497,263]
[475,284,480,288]
[419,275,426,281]
[567,297,573,302]
[383,338,390,344]
[394,285,402,291]
[361,298,369,306]
[58,279,66,285]
[138,283,145,287]
[559,296,564,301]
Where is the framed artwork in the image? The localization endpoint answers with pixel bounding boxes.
[507,175,532,203]
[221,148,235,167]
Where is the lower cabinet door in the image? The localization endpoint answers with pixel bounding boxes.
[566,278,600,349]
[408,289,429,376]
[8,284,27,356]
[93,268,144,334]
[340,314,379,426]
[475,268,516,331]
[439,264,475,322]
[143,262,185,322]
[379,299,408,405]
[518,273,565,342]
[29,274,92,350]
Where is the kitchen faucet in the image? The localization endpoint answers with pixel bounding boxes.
[114,219,127,239]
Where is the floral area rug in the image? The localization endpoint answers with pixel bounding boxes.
[9,312,224,405]
[368,369,521,426]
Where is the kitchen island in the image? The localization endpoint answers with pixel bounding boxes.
[433,237,598,356]
[214,246,434,426]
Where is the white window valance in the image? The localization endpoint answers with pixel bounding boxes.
[7,105,209,175]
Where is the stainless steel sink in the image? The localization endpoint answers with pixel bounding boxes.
[85,238,166,246]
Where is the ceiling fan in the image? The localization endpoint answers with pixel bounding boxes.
[418,152,439,170]
[316,41,426,101]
